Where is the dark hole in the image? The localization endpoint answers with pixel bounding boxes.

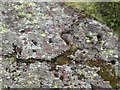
[48,38,52,43]
[40,82,43,85]
[60,75,64,81]
[20,30,25,33]
[32,40,37,45]
[78,16,81,20]
[7,86,10,89]
[12,74,14,77]
[17,73,21,76]
[64,23,67,25]
[18,15,24,18]
[12,78,15,81]
[64,83,68,86]
[84,21,89,25]
[12,43,17,49]
[16,67,19,70]
[72,19,76,22]
[11,69,16,73]
[26,63,29,66]
[74,84,77,87]
[71,67,74,70]
[5,68,8,71]
[70,24,74,27]
[97,33,102,40]
[23,68,27,72]
[1,11,5,14]
[110,60,116,65]
[75,21,80,26]
[32,49,36,52]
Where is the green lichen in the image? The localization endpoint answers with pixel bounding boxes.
[98,67,117,89]
[1,24,7,33]
[87,60,117,89]
[5,57,16,62]
[65,2,120,37]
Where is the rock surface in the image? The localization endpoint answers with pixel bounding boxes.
[0,2,119,89]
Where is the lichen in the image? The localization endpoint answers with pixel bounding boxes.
[87,60,117,88]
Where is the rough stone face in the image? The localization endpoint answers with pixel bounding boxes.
[1,2,119,89]
[2,2,71,60]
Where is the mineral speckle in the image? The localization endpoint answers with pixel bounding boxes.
[0,2,119,89]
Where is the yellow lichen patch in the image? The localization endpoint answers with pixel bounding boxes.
[33,17,39,24]
[87,60,117,89]
[41,13,47,20]
[51,83,59,88]
[20,0,26,4]
[13,5,25,10]
[28,2,36,7]
[1,24,7,33]
[5,57,16,62]
[41,33,46,37]
[27,14,32,18]
[18,12,27,17]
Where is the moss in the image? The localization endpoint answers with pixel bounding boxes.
[63,45,78,57]
[65,2,103,22]
[87,60,117,89]
[49,45,78,71]
[55,57,70,65]
[5,57,35,64]
[97,67,117,89]
[16,59,35,63]
[65,2,120,37]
